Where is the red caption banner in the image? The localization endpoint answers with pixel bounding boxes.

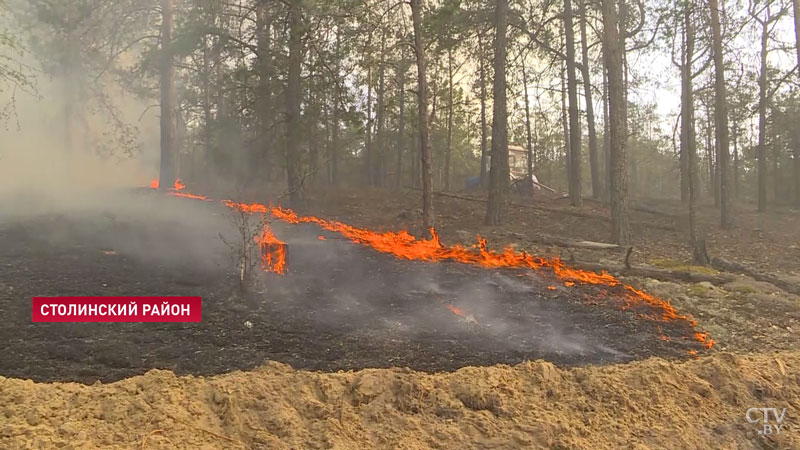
[32,297,202,322]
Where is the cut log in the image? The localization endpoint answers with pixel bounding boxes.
[711,257,800,296]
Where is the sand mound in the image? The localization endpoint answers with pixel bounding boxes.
[1,352,798,449]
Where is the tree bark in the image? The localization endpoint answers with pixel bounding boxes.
[255,2,273,180]
[396,61,407,189]
[445,47,454,191]
[579,0,602,200]
[792,0,799,205]
[522,57,534,190]
[601,0,631,244]
[376,36,387,186]
[410,0,434,232]
[285,0,303,206]
[602,59,611,201]
[159,0,177,190]
[486,0,509,225]
[365,67,374,186]
[757,18,769,212]
[681,1,707,264]
[563,0,582,208]
[709,0,732,228]
[478,34,489,188]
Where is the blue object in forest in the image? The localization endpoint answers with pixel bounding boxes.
[465,176,481,191]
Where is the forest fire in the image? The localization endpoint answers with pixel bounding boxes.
[150,183,714,349]
[254,225,287,275]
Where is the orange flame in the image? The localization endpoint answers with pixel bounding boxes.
[160,187,713,350]
[446,304,465,316]
[254,225,287,275]
[173,179,186,190]
[168,192,210,201]
[149,179,159,189]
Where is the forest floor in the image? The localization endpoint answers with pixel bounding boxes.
[1,186,799,449]
[299,187,800,355]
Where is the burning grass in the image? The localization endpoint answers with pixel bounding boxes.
[152,183,714,351]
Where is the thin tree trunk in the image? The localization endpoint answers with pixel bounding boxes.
[678,9,690,205]
[159,0,176,190]
[396,62,406,189]
[757,18,769,212]
[601,0,631,244]
[376,36,387,186]
[478,34,489,188]
[410,0,434,231]
[790,0,800,204]
[561,61,570,187]
[579,0,602,199]
[709,0,732,228]
[563,0,583,207]
[285,0,303,205]
[330,33,341,185]
[522,56,534,189]
[486,0,509,225]
[602,59,611,200]
[733,119,740,199]
[445,47,454,191]
[255,2,273,180]
[365,67,374,186]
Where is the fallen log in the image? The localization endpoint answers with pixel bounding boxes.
[571,261,737,286]
[711,257,800,296]
[509,232,621,250]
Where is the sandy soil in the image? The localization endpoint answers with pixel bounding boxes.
[1,350,798,449]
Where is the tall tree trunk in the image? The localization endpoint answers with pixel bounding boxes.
[602,59,611,200]
[410,0,434,231]
[561,61,570,186]
[522,57,534,189]
[564,0,583,206]
[680,0,694,216]
[376,36,387,186]
[255,2,273,180]
[396,61,407,189]
[678,7,691,205]
[285,0,303,205]
[733,119,740,199]
[709,0,732,228]
[793,0,800,204]
[330,33,341,185]
[681,0,707,264]
[365,67,374,186]
[579,0,602,199]
[478,34,489,188]
[601,0,631,244]
[757,18,769,212]
[159,0,176,190]
[486,0,509,225]
[445,47,454,191]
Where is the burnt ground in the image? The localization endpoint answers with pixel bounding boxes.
[0,192,707,384]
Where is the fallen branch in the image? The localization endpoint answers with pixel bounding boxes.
[572,261,737,285]
[711,257,800,296]
[509,232,621,250]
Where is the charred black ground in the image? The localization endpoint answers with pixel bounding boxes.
[0,193,708,384]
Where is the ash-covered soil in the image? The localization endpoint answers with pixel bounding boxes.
[0,193,707,384]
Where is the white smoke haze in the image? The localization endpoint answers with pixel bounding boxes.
[0,69,619,364]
